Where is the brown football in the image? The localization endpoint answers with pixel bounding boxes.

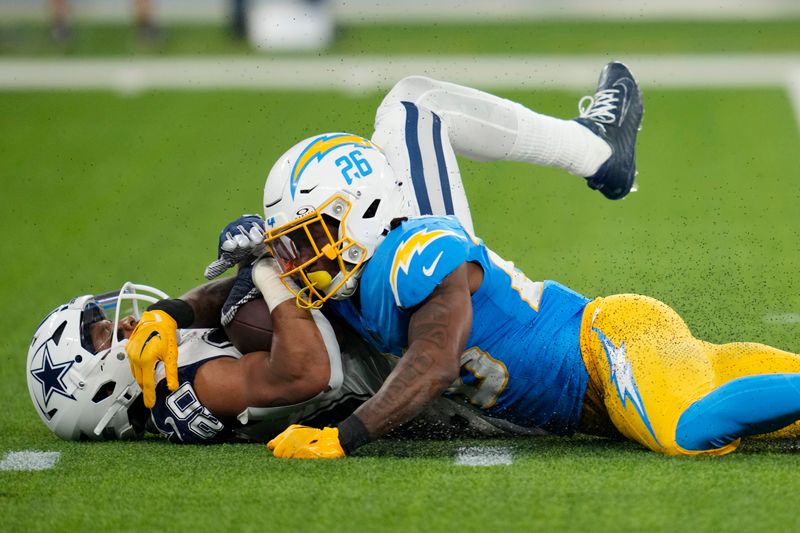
[223,297,274,354]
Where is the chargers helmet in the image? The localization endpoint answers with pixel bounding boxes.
[27,282,168,440]
[263,132,413,308]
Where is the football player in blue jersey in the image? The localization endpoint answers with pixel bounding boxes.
[255,134,800,458]
[122,62,800,457]
[241,63,800,457]
[25,262,368,443]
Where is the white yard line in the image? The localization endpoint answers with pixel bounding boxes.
[763,313,800,325]
[455,446,513,466]
[787,67,800,133]
[2,54,799,130]
[1,54,799,92]
[0,450,60,471]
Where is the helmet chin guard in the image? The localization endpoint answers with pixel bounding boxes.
[26,282,168,440]
[263,133,414,308]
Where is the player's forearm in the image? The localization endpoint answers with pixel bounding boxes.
[350,346,457,437]
[266,301,330,399]
[179,277,236,327]
[338,271,470,453]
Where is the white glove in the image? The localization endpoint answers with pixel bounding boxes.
[204,215,267,279]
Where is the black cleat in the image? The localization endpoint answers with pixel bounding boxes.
[575,61,643,200]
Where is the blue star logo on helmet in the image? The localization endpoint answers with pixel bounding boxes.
[30,341,76,407]
[290,133,375,199]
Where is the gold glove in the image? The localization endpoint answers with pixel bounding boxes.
[268,424,345,459]
[125,310,179,408]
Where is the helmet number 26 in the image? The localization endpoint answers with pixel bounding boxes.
[335,150,373,184]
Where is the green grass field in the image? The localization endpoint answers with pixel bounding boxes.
[2,19,800,56]
[2,19,800,533]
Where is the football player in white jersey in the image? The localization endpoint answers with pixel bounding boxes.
[27,254,514,443]
[25,258,385,443]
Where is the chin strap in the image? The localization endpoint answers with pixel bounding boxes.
[328,270,359,300]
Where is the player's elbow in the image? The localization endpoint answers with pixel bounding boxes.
[285,363,329,398]
[250,366,328,407]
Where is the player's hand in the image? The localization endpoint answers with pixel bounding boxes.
[125,310,179,408]
[267,424,345,459]
[204,214,267,279]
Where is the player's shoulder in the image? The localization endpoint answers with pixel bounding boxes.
[377,216,477,308]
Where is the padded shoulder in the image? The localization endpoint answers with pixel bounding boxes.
[385,217,472,308]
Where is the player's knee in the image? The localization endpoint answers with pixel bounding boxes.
[374,77,443,139]
[378,76,439,113]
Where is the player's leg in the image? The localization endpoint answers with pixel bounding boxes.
[375,66,642,200]
[581,295,800,455]
[579,294,730,455]
[686,341,800,440]
[706,341,800,383]
[375,75,610,174]
[371,99,474,234]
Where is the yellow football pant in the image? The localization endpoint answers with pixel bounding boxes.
[578,294,800,456]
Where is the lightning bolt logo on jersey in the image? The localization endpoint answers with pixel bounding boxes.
[389,228,463,306]
[290,134,377,199]
[329,215,592,434]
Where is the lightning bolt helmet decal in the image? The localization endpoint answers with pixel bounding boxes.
[290,134,376,199]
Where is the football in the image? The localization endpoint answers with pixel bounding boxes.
[223,297,274,354]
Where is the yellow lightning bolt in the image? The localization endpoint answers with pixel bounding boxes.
[290,134,375,197]
[390,228,458,305]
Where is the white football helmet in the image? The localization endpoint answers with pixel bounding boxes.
[263,132,413,308]
[27,282,169,441]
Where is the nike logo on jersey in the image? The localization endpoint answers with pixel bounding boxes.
[422,251,444,277]
[389,227,463,307]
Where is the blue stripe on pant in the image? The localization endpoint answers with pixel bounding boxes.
[401,101,432,215]
[431,112,454,215]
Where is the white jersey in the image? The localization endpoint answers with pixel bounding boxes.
[148,318,391,444]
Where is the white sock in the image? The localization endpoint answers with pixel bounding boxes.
[507,102,611,177]
[377,76,612,179]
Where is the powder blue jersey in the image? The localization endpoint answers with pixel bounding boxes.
[330,216,590,434]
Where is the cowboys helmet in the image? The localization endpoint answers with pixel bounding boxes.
[263,132,413,308]
[27,282,169,440]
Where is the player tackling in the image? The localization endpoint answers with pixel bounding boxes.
[252,63,800,458]
[45,62,800,456]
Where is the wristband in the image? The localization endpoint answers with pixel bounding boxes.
[337,414,372,455]
[146,298,195,328]
[252,257,298,311]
